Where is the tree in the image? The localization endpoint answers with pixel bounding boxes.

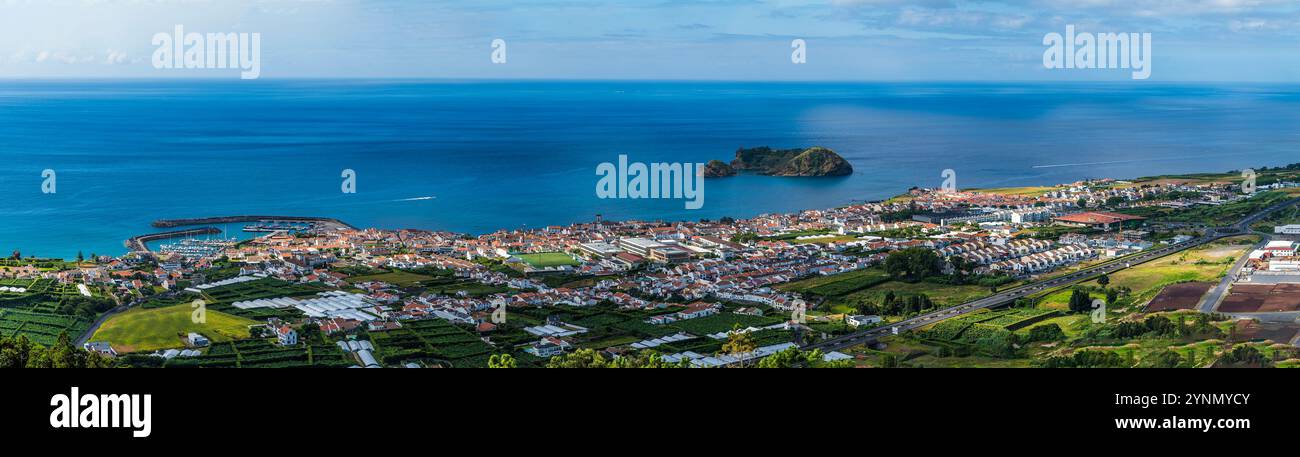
[76,251,84,263]
[545,349,688,368]
[883,247,941,282]
[879,353,899,368]
[546,348,610,368]
[2,332,111,368]
[488,354,516,368]
[1147,350,1182,368]
[1097,274,1110,287]
[1068,288,1093,314]
[756,347,853,368]
[720,324,757,367]
[1026,323,1065,342]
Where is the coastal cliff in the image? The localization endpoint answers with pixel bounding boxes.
[705,146,853,177]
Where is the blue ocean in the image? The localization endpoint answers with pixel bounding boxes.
[1,80,1297,259]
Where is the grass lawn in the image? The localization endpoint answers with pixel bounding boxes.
[968,186,1057,197]
[849,336,1034,367]
[1036,236,1256,309]
[347,270,435,287]
[790,235,863,244]
[91,303,259,353]
[1016,314,1090,338]
[835,280,993,309]
[778,268,890,297]
[516,252,580,268]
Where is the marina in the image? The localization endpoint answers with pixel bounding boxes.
[158,238,238,258]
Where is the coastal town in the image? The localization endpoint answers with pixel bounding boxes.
[3,164,1300,368]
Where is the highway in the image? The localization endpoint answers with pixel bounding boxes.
[804,196,1300,352]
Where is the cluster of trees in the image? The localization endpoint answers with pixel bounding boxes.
[1025,323,1066,343]
[1104,314,1222,340]
[0,332,112,368]
[55,295,115,319]
[883,248,941,282]
[1216,345,1271,368]
[856,291,937,317]
[1139,350,1185,368]
[921,320,1020,358]
[543,349,691,368]
[1038,350,1126,368]
[755,347,853,368]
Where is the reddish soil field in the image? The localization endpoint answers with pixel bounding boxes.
[1218,284,1300,313]
[1146,282,1213,312]
[1231,320,1300,344]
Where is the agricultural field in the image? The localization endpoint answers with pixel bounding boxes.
[90,303,259,353]
[0,308,91,347]
[969,186,1057,197]
[418,276,510,297]
[790,235,865,244]
[1119,190,1293,226]
[197,278,323,320]
[368,319,496,368]
[346,270,435,287]
[516,252,580,268]
[664,312,783,335]
[1035,236,1255,311]
[0,278,108,346]
[777,268,890,297]
[832,280,993,311]
[165,338,354,368]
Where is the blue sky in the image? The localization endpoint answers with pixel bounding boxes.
[2,0,1300,81]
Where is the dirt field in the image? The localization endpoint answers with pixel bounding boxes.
[1231,320,1300,345]
[1145,282,1213,312]
[1219,284,1300,313]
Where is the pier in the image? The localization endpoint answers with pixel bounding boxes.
[152,215,355,230]
[125,228,222,253]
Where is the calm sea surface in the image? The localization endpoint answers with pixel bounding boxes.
[1,80,1297,258]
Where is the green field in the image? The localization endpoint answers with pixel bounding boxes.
[346,270,434,287]
[778,268,890,297]
[516,252,580,268]
[1036,236,1255,310]
[968,186,1057,197]
[834,280,993,309]
[164,338,354,368]
[198,278,322,320]
[91,303,259,353]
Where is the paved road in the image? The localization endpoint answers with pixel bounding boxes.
[804,196,1300,352]
[1197,234,1270,314]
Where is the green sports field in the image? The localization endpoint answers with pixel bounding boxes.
[90,303,259,353]
[516,252,580,268]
